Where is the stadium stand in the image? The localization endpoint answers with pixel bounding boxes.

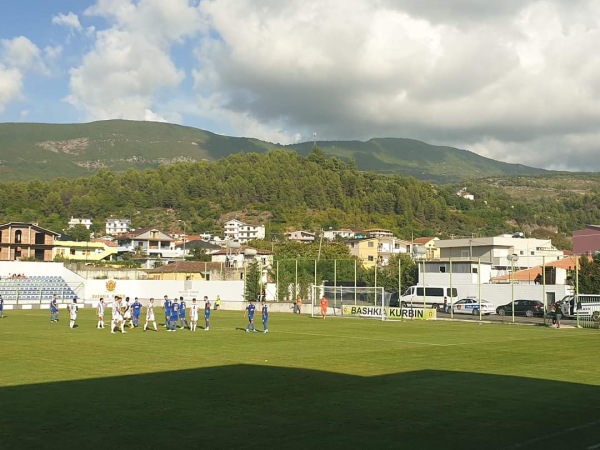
[0,276,77,306]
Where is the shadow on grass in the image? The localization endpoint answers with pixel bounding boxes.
[1,366,599,450]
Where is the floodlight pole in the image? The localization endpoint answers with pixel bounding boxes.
[478,258,482,321]
[508,254,519,323]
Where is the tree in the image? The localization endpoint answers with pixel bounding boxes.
[68,225,91,242]
[244,260,261,302]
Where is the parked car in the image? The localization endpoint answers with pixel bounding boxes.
[496,300,544,317]
[452,298,496,315]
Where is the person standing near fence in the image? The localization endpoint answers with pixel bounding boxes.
[0,295,3,319]
[50,294,59,323]
[214,295,221,311]
[296,295,303,314]
[553,302,562,329]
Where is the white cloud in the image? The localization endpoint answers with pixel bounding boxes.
[1,36,43,71]
[52,12,83,32]
[183,0,600,170]
[67,0,204,122]
[0,65,23,113]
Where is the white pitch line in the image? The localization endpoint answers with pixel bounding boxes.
[504,418,600,449]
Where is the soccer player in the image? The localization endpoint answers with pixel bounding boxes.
[169,298,179,331]
[68,297,78,329]
[0,295,4,319]
[97,298,106,329]
[204,296,211,331]
[163,295,172,329]
[50,294,59,322]
[123,297,133,328]
[143,298,158,332]
[179,296,189,329]
[245,299,257,332]
[111,296,126,334]
[131,297,142,327]
[320,296,329,319]
[190,298,199,331]
[262,300,269,333]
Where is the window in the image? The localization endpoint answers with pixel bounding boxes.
[368,255,374,261]
[368,241,374,248]
[519,250,524,255]
[460,250,469,258]
[15,230,22,244]
[472,267,478,274]
[446,288,458,297]
[439,266,446,273]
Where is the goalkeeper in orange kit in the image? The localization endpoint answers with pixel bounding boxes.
[320,296,329,319]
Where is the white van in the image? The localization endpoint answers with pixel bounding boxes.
[556,295,600,319]
[397,285,458,310]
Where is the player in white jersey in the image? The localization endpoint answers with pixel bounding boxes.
[111,296,126,334]
[68,297,78,329]
[143,298,158,332]
[97,298,106,329]
[190,298,199,331]
[123,297,133,328]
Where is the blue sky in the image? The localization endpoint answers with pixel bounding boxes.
[1,0,600,171]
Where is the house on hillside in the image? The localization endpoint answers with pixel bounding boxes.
[323,229,355,241]
[68,217,92,229]
[0,222,59,261]
[286,230,316,243]
[106,218,131,236]
[224,219,265,243]
[412,237,440,259]
[117,228,179,258]
[347,237,378,268]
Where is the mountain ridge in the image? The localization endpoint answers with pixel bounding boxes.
[0,119,549,183]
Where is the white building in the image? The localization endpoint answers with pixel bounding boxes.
[223,219,265,243]
[106,218,131,236]
[323,229,355,241]
[286,230,316,243]
[435,234,564,271]
[68,217,92,229]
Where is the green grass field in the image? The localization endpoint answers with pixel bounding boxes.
[1,309,600,449]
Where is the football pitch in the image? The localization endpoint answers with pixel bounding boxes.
[1,310,600,450]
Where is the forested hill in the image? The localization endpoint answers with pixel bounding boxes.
[0,120,548,183]
[0,149,597,248]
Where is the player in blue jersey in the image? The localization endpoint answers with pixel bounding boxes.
[0,295,3,318]
[261,300,269,333]
[178,296,189,330]
[169,298,180,331]
[163,295,172,329]
[50,294,59,322]
[245,299,257,332]
[204,296,211,331]
[131,297,142,327]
